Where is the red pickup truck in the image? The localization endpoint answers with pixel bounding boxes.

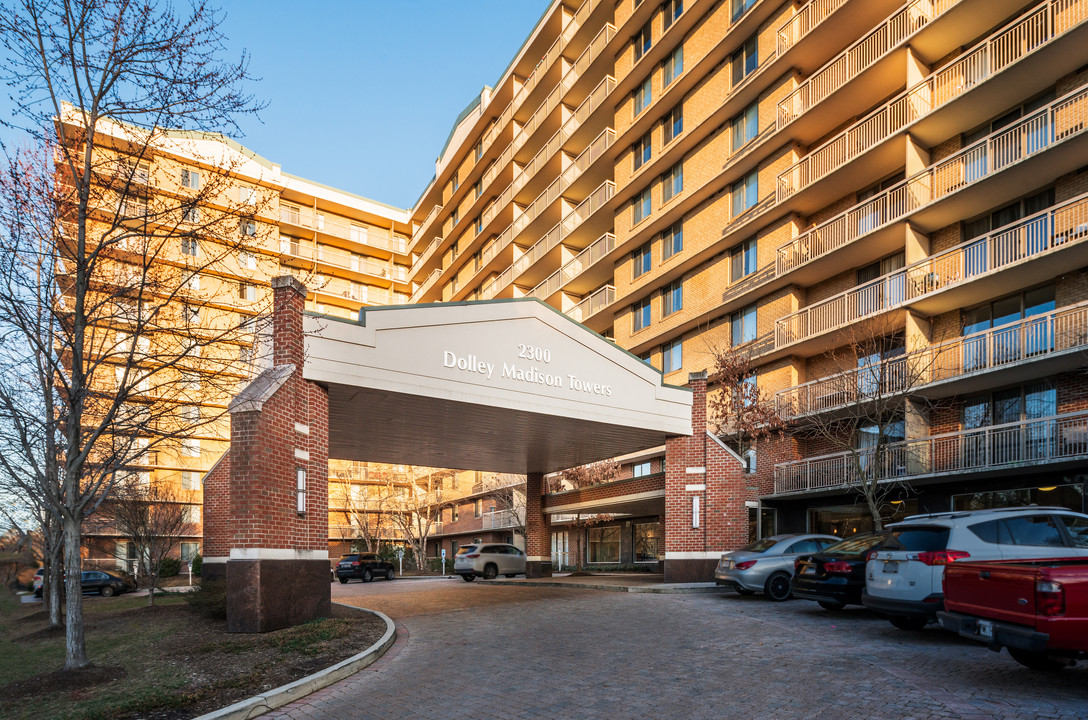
[937,558,1088,670]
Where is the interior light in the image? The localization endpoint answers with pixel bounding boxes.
[1038,486,1057,492]
[891,500,903,505]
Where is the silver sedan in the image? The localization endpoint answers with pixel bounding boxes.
[715,534,841,601]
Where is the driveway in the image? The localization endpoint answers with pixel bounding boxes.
[266,578,1088,719]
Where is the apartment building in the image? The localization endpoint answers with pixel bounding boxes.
[406,0,1088,543]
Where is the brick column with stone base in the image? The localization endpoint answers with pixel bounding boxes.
[208,276,332,632]
[524,471,552,577]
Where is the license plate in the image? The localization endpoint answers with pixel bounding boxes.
[976,619,993,639]
[882,561,899,574]
[802,566,816,575]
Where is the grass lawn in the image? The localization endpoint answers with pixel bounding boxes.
[0,590,387,720]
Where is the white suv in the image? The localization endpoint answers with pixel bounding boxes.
[863,506,1088,630]
[454,543,526,582]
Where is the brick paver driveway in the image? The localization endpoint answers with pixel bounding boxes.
[266,578,1088,719]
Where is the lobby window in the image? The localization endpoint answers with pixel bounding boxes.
[662,0,683,30]
[181,168,200,190]
[662,222,683,260]
[730,237,758,282]
[634,22,652,61]
[663,280,683,316]
[731,304,757,345]
[732,0,756,21]
[634,77,652,116]
[663,104,683,144]
[587,526,620,563]
[633,187,652,224]
[633,297,652,332]
[181,237,199,257]
[633,132,652,171]
[663,339,682,373]
[633,461,652,477]
[731,171,758,217]
[731,36,758,86]
[731,102,758,151]
[634,522,661,562]
[633,242,652,278]
[662,162,683,203]
[662,45,683,87]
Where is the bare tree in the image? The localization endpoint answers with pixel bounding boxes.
[329,465,394,554]
[556,460,617,573]
[780,318,944,531]
[707,344,787,472]
[387,468,449,573]
[90,476,194,606]
[0,0,261,669]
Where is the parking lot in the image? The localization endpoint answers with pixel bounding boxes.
[266,578,1088,720]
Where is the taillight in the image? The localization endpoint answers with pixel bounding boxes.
[794,558,804,572]
[866,550,879,561]
[351,562,360,566]
[916,550,970,566]
[734,560,757,570]
[1036,580,1065,617]
[824,560,852,574]
[466,554,480,559]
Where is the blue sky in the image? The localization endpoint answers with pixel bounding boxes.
[218,1,552,211]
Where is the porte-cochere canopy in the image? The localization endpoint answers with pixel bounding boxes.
[302,298,693,474]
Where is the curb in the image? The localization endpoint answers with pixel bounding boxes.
[193,607,397,720]
[487,579,722,594]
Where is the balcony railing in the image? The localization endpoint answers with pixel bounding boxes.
[413,204,442,248]
[774,111,1088,348]
[484,509,521,530]
[777,0,1072,201]
[776,301,1088,418]
[282,243,406,282]
[410,269,442,303]
[774,410,1088,495]
[532,232,615,299]
[279,205,408,254]
[776,0,848,56]
[566,284,615,323]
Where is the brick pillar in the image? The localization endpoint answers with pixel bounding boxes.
[664,371,745,582]
[221,275,331,632]
[524,471,552,577]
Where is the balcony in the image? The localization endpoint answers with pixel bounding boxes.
[484,509,521,530]
[412,204,441,249]
[279,205,408,255]
[777,0,849,56]
[773,409,1088,496]
[282,242,406,283]
[532,232,615,300]
[410,269,441,303]
[774,182,1088,353]
[776,301,1088,418]
[566,284,615,324]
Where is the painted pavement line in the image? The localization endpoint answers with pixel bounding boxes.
[192,607,396,720]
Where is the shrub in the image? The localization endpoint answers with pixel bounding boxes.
[184,581,227,621]
[159,557,181,577]
[191,553,202,576]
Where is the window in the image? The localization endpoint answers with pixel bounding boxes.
[182,438,200,458]
[662,0,683,30]
[633,187,652,224]
[182,206,200,224]
[475,140,483,161]
[239,251,257,271]
[451,505,459,522]
[663,339,682,372]
[634,522,661,562]
[184,305,199,323]
[181,168,200,190]
[633,462,652,477]
[662,162,683,203]
[662,222,683,260]
[473,215,482,235]
[452,170,459,193]
[474,500,482,518]
[238,186,257,205]
[474,179,483,199]
[731,0,756,21]
[663,280,682,315]
[633,297,652,332]
[181,542,200,563]
[183,505,201,524]
[663,45,683,86]
[187,273,201,291]
[239,282,257,301]
[634,77,652,116]
[633,243,652,278]
[731,171,758,216]
[663,104,683,144]
[240,219,257,238]
[587,526,620,563]
[181,237,198,257]
[634,22,652,61]
[731,102,758,151]
[730,237,758,282]
[731,36,758,86]
[962,285,1055,368]
[731,304,757,345]
[181,471,199,490]
[633,132,652,171]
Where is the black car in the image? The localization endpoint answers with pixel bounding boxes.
[792,532,890,610]
[79,569,137,597]
[335,553,395,583]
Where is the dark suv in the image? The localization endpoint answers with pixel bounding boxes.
[335,553,395,583]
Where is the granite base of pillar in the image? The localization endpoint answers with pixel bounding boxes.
[226,558,331,633]
[664,559,717,583]
[526,560,553,578]
[200,560,226,586]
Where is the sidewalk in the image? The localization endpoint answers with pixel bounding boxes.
[483,572,721,594]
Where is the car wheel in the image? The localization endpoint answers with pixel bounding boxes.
[818,599,846,611]
[504,574,516,578]
[889,617,928,631]
[338,577,348,584]
[483,564,498,580]
[362,569,372,583]
[735,588,756,596]
[100,586,115,598]
[462,574,475,582]
[386,569,395,581]
[1008,648,1071,671]
[764,572,792,601]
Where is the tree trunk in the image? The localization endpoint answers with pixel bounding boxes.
[62,516,87,669]
[47,561,62,628]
